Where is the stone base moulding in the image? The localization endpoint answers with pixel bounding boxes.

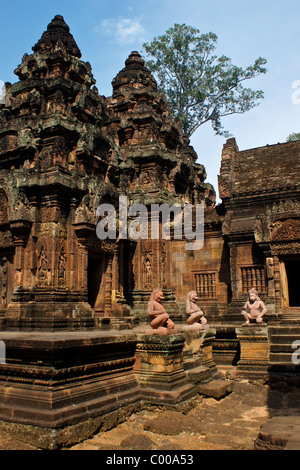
[0,328,220,449]
[0,330,140,449]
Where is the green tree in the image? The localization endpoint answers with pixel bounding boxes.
[286,132,300,142]
[142,24,267,137]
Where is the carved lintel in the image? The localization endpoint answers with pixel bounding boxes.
[9,219,32,246]
[73,222,95,240]
[73,222,116,253]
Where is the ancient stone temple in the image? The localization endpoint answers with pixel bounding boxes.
[0,16,216,329]
[219,138,300,320]
[0,15,299,448]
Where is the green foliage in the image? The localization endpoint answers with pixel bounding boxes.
[286,132,300,142]
[143,24,267,137]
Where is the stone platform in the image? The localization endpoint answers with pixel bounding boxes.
[0,329,140,449]
[0,326,220,449]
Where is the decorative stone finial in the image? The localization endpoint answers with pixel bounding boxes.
[125,51,145,68]
[111,50,157,93]
[32,14,82,58]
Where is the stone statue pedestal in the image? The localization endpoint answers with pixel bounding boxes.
[242,321,267,327]
[183,324,209,331]
[235,327,269,378]
[134,333,197,404]
[145,327,178,336]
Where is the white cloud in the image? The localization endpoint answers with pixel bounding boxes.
[96,17,145,45]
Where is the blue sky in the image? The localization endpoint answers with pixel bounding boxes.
[1,0,300,199]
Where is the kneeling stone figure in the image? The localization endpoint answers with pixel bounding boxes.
[147,289,176,333]
[185,291,208,329]
[241,288,267,326]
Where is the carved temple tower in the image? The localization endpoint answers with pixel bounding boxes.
[0,15,122,328]
[105,50,216,319]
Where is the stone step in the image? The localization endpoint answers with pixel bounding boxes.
[182,356,203,371]
[269,326,300,333]
[281,320,300,326]
[270,334,300,345]
[183,348,194,358]
[106,317,136,330]
[185,365,211,384]
[269,352,296,363]
[280,308,300,325]
[270,343,298,353]
[281,312,300,317]
[268,362,300,373]
[283,307,300,313]
[281,313,300,318]
[197,379,233,399]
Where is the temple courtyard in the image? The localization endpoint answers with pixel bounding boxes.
[0,368,299,451]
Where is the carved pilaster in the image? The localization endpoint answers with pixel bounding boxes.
[104,255,113,316]
[9,220,32,288]
[273,256,282,312]
[229,242,238,299]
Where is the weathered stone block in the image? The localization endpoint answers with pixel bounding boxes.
[134,333,197,404]
[236,327,269,377]
[198,379,233,399]
[255,416,300,450]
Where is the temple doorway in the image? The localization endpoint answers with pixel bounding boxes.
[285,260,300,307]
[88,255,108,315]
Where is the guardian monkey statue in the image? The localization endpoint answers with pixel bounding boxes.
[241,288,267,325]
[148,289,175,332]
[185,291,208,328]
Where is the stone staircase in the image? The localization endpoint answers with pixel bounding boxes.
[268,326,300,373]
[182,346,233,398]
[281,307,300,325]
[182,347,212,384]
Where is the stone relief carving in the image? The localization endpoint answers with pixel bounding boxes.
[74,194,97,225]
[37,246,48,285]
[0,191,8,224]
[254,217,271,244]
[17,127,37,150]
[270,218,300,242]
[0,257,8,305]
[266,200,300,217]
[58,246,66,286]
[13,192,33,221]
[144,256,153,288]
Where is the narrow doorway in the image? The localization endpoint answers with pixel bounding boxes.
[285,260,300,307]
[88,255,108,315]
